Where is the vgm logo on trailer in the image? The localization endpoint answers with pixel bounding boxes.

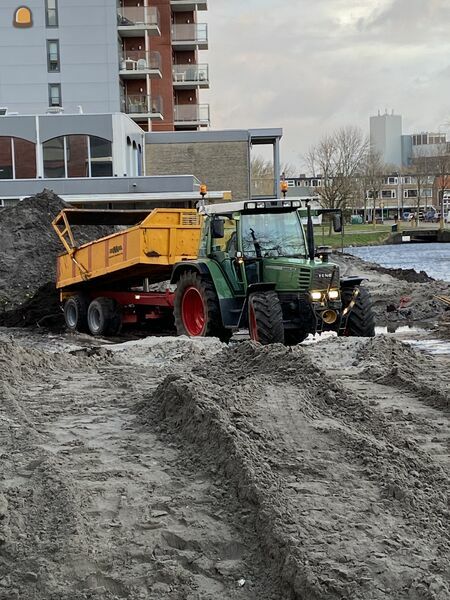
[13,6,33,28]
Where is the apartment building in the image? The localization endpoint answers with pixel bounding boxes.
[0,0,209,131]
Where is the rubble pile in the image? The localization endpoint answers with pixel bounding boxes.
[0,190,111,328]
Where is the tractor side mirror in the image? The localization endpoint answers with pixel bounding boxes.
[211,217,224,239]
[332,213,342,233]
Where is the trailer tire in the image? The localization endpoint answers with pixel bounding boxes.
[87,297,122,337]
[64,295,89,333]
[340,286,375,337]
[174,271,231,342]
[248,291,285,345]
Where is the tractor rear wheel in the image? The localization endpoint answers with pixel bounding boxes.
[340,286,375,337]
[87,297,122,337]
[174,271,231,342]
[248,291,284,345]
[64,295,89,333]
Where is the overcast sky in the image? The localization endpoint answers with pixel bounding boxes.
[202,0,450,171]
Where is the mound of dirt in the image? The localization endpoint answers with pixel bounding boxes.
[334,253,450,324]
[141,342,450,600]
[0,190,111,328]
[357,336,449,410]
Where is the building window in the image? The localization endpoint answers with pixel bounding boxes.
[90,136,113,177]
[48,83,62,107]
[47,40,60,72]
[0,137,13,179]
[14,138,37,179]
[66,135,89,178]
[42,135,112,178]
[46,0,58,27]
[0,137,36,179]
[43,137,66,178]
[404,189,418,198]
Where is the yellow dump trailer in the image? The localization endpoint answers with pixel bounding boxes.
[53,208,202,290]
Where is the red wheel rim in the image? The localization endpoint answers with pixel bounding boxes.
[182,286,206,336]
[249,302,259,342]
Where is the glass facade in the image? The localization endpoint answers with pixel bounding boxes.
[0,137,36,179]
[43,135,112,178]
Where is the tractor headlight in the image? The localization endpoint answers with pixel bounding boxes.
[292,200,301,207]
[328,289,340,300]
[311,291,322,302]
[257,202,266,208]
[246,202,256,209]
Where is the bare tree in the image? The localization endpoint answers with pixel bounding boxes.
[305,126,370,215]
[251,157,297,196]
[409,148,433,226]
[431,152,450,228]
[361,148,385,224]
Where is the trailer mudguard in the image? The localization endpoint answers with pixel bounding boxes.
[170,260,243,328]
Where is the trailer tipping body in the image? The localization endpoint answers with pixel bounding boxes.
[53,208,202,291]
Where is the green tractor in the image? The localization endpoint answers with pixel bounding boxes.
[171,198,375,345]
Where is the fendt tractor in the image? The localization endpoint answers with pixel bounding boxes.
[53,196,375,345]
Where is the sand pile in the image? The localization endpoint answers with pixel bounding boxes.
[334,253,450,323]
[357,336,449,410]
[141,342,450,599]
[0,190,111,328]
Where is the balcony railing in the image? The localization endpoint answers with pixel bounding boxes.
[171,1,208,11]
[121,95,163,116]
[174,103,210,125]
[172,63,209,85]
[117,7,160,30]
[172,23,208,45]
[119,51,162,74]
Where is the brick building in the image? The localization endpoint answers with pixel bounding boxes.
[0,0,209,131]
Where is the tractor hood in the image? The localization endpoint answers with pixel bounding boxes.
[262,259,340,293]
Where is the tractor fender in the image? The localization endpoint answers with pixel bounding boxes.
[170,261,211,285]
[246,282,276,297]
[171,260,241,328]
[340,276,367,288]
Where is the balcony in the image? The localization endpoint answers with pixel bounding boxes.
[121,95,163,120]
[170,1,207,12]
[119,51,162,79]
[172,23,208,50]
[117,7,160,37]
[174,104,210,128]
[172,64,209,89]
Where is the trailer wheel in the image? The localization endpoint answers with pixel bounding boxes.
[248,291,284,345]
[64,295,89,333]
[87,297,122,337]
[340,286,375,337]
[174,271,231,342]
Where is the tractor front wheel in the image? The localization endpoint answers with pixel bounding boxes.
[174,271,231,342]
[340,286,375,337]
[248,291,284,345]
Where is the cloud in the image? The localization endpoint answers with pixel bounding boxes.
[202,0,450,168]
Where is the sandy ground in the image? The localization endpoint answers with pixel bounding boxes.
[0,326,448,600]
[0,199,449,599]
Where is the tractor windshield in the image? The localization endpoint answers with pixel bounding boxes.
[241,210,307,258]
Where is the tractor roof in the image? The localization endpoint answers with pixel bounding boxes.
[202,197,316,216]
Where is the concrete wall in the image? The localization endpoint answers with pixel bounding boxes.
[370,114,403,167]
[146,138,250,199]
[0,0,119,115]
